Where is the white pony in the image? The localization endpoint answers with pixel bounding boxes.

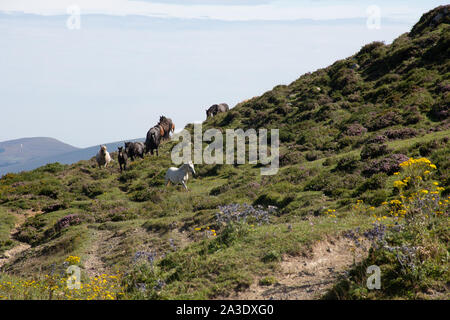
[96,145,112,168]
[165,161,196,191]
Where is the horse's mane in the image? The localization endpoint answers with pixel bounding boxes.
[158,116,174,135]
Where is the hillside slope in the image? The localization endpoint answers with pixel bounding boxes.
[0,6,448,300]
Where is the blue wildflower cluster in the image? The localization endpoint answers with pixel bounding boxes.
[363,223,387,245]
[344,223,387,249]
[216,203,277,226]
[132,251,157,265]
[343,227,362,248]
[384,245,418,273]
[169,238,176,251]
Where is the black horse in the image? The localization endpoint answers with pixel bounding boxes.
[124,142,145,161]
[206,103,229,119]
[117,146,128,172]
[145,125,163,156]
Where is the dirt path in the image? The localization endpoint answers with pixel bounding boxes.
[224,236,369,300]
[0,210,41,269]
[83,229,115,278]
[82,225,192,278]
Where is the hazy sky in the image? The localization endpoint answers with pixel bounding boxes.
[0,0,446,147]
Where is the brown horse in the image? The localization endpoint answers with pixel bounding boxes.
[158,116,175,140]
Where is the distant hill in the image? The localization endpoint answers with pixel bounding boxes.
[0,137,79,170]
[0,138,144,175]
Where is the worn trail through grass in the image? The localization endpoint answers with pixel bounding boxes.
[0,210,41,269]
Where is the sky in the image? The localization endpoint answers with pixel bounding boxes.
[0,0,447,148]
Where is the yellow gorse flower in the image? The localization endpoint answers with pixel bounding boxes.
[65,256,81,265]
[394,180,406,188]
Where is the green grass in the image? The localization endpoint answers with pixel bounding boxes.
[146,213,373,299]
[0,207,16,254]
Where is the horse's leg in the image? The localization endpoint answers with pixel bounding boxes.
[182,181,188,191]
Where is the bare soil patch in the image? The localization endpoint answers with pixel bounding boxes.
[224,236,369,300]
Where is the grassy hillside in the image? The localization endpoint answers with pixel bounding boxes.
[0,6,448,300]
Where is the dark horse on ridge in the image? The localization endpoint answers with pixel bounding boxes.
[145,116,175,156]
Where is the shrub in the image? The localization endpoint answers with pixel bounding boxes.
[42,202,68,213]
[416,140,443,157]
[253,192,293,209]
[361,143,390,160]
[304,172,334,191]
[429,101,449,121]
[54,214,81,232]
[261,251,281,263]
[362,154,409,177]
[90,170,110,180]
[197,164,221,177]
[337,135,360,149]
[358,41,385,56]
[82,182,105,198]
[402,106,422,124]
[355,173,387,194]
[322,157,337,167]
[107,209,138,222]
[220,111,238,126]
[38,163,65,174]
[118,171,140,183]
[335,155,360,172]
[129,189,162,203]
[209,184,229,196]
[345,123,367,136]
[360,189,388,206]
[122,258,165,300]
[366,135,388,144]
[384,128,417,140]
[367,111,402,131]
[38,186,60,199]
[279,151,304,166]
[216,203,275,226]
[279,130,296,142]
[305,151,320,161]
[259,276,277,286]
